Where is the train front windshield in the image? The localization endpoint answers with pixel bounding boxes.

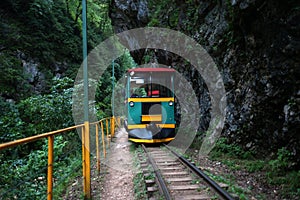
[129,72,174,98]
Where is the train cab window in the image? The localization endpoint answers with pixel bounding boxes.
[129,72,150,97]
[151,72,173,97]
[129,71,174,98]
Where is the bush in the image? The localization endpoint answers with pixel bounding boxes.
[212,137,254,159]
[0,77,81,199]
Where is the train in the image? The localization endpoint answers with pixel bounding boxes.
[124,67,176,143]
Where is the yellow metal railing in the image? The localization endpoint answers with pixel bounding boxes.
[0,116,120,200]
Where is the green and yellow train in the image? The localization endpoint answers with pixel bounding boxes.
[125,67,176,143]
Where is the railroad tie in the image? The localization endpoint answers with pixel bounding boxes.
[174,194,212,200]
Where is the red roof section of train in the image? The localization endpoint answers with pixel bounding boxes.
[128,67,175,72]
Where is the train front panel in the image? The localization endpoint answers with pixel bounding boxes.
[125,68,176,143]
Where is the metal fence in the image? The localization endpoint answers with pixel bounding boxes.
[0,116,120,200]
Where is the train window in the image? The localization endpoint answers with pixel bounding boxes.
[129,71,174,98]
[151,72,173,97]
[129,72,150,97]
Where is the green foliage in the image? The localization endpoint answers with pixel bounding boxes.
[0,98,25,142]
[86,0,113,43]
[95,51,136,118]
[18,77,74,135]
[0,77,81,198]
[244,160,265,173]
[131,145,147,200]
[211,137,253,159]
[282,170,300,196]
[0,53,31,100]
[53,154,82,199]
[133,172,147,199]
[0,133,82,199]
[0,0,113,101]
[148,0,179,28]
[211,139,299,197]
[4,0,82,64]
[132,87,147,97]
[265,148,300,196]
[205,170,249,199]
[0,0,125,198]
[268,147,292,173]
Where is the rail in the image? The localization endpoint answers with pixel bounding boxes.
[0,116,121,200]
[164,144,234,200]
[141,144,172,200]
[141,145,234,200]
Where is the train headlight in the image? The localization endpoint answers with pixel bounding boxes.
[129,101,134,107]
[168,101,174,106]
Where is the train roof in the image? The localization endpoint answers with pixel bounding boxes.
[127,67,175,73]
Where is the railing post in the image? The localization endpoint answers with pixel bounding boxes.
[82,123,91,199]
[101,121,106,158]
[117,117,121,128]
[96,123,100,174]
[47,135,54,200]
[111,117,115,138]
[106,119,110,147]
[83,121,91,199]
[81,126,86,195]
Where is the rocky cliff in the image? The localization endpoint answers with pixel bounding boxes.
[109,0,300,164]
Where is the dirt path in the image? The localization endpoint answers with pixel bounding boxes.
[62,128,135,199]
[100,128,135,200]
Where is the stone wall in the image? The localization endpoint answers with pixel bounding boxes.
[109,0,300,164]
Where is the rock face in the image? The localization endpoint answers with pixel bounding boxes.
[18,52,46,94]
[109,0,300,163]
[109,0,149,33]
[17,52,69,95]
[109,0,149,63]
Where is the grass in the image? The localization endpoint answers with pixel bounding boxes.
[131,145,148,200]
[55,155,83,199]
[133,171,147,200]
[199,137,300,199]
[203,169,250,199]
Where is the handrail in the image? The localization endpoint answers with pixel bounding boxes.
[0,116,119,200]
[0,124,84,150]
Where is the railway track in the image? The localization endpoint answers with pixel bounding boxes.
[139,144,234,200]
